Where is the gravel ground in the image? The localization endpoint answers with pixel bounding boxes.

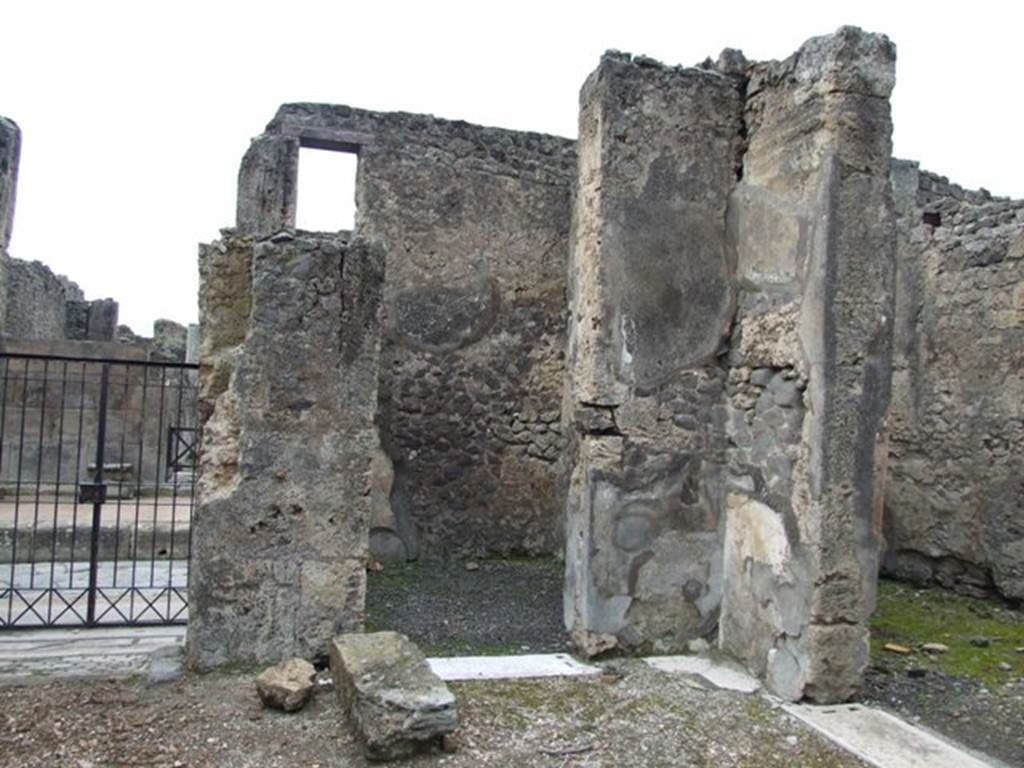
[365,557,567,655]
[0,661,868,768]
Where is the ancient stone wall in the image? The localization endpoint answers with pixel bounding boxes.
[250,105,576,558]
[187,232,384,668]
[885,162,1024,600]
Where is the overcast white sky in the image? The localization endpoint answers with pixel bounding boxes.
[3,1,1021,334]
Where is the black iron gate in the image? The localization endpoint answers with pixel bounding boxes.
[0,352,198,629]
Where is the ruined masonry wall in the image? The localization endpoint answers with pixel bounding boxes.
[886,163,1024,600]
[259,105,577,558]
[187,232,384,668]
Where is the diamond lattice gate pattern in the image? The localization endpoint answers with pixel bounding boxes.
[0,352,197,628]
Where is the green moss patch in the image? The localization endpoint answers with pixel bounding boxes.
[871,578,1024,686]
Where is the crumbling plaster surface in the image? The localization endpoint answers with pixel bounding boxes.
[885,162,1024,600]
[248,105,577,558]
[187,233,384,668]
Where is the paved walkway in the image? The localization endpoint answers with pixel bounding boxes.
[0,624,185,679]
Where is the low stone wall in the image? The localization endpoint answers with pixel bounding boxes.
[886,163,1024,600]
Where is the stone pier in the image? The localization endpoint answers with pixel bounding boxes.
[718,28,897,702]
[186,232,384,668]
[563,54,743,655]
[563,28,897,701]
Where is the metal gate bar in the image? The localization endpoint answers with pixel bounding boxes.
[0,352,198,629]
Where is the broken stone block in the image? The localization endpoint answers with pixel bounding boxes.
[255,657,316,712]
[330,632,457,761]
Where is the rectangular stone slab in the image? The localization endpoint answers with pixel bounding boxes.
[330,631,457,761]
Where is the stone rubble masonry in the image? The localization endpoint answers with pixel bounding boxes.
[885,161,1024,600]
[250,104,577,558]
[186,231,384,669]
[563,52,743,656]
[718,27,897,703]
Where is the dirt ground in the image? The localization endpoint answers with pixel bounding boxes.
[0,661,868,768]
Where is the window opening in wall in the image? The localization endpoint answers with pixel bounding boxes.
[922,211,941,227]
[296,146,357,232]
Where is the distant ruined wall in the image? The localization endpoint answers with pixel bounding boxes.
[886,163,1024,600]
[1,257,85,340]
[0,116,18,254]
[563,27,896,703]
[250,105,577,558]
[0,338,175,491]
[0,114,128,346]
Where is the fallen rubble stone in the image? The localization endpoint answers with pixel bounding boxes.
[330,631,457,761]
[255,658,316,712]
[884,643,913,656]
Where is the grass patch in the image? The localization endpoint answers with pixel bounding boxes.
[871,578,1024,686]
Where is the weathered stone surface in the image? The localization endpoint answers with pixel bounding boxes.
[180,25,1015,703]
[330,632,457,760]
[65,298,119,342]
[255,657,316,712]
[719,26,896,703]
[236,134,299,238]
[0,116,19,253]
[885,161,1024,600]
[564,52,744,655]
[187,232,385,669]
